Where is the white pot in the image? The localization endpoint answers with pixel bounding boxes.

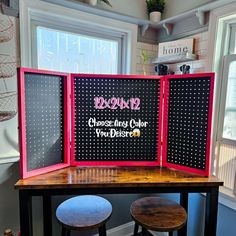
[149,11,161,23]
[85,0,97,6]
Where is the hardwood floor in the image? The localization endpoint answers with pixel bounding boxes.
[137,231,154,236]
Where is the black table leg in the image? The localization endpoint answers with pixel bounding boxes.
[19,190,33,236]
[205,187,219,236]
[178,192,188,236]
[43,195,52,236]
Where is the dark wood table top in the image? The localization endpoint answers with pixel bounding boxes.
[15,166,223,190]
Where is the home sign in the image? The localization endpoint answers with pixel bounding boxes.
[158,38,195,58]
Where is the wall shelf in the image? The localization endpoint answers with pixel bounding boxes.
[4,0,236,42]
[45,0,236,41]
[152,54,197,64]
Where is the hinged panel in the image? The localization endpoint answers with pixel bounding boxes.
[18,68,70,178]
[162,73,215,176]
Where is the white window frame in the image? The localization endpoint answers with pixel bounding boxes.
[19,0,138,74]
[207,2,236,210]
[217,54,236,145]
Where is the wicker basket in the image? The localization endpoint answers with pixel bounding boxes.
[0,54,16,78]
[0,15,14,43]
[0,91,17,122]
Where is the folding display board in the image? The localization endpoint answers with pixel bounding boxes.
[18,68,215,178]
[162,73,215,176]
[71,74,163,166]
[18,68,70,178]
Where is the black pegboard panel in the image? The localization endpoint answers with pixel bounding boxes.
[73,77,160,162]
[24,73,64,171]
[166,77,211,170]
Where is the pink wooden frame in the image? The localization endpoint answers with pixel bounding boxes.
[162,73,215,176]
[18,67,215,177]
[70,74,163,167]
[18,68,71,179]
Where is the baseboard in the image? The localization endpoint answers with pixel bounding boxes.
[149,230,168,236]
[92,221,168,236]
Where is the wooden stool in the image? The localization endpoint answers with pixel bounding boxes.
[130,197,187,236]
[56,195,112,236]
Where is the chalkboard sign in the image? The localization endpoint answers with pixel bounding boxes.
[18,68,70,178]
[162,73,214,176]
[71,74,163,166]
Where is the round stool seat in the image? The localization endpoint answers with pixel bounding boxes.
[56,195,112,231]
[130,197,187,232]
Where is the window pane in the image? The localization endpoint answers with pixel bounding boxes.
[36,26,119,74]
[229,24,236,54]
[223,61,236,140]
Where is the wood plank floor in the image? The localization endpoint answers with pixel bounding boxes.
[137,232,153,236]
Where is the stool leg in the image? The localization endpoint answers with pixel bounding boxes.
[169,232,173,236]
[133,222,139,236]
[98,224,107,236]
[61,227,66,236]
[141,227,147,236]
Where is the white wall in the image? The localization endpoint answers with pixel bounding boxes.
[0,14,19,161]
[162,0,214,18]
[97,0,148,19]
[97,0,215,20]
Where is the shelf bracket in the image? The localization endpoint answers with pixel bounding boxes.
[163,23,173,35]
[141,24,149,36]
[195,10,205,26]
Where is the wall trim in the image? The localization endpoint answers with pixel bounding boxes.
[92,221,167,236]
[0,156,19,165]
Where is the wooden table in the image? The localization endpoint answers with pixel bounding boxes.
[15,166,223,236]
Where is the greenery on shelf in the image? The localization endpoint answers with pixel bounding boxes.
[141,49,150,75]
[146,0,165,14]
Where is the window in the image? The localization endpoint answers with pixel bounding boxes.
[209,5,236,208]
[35,26,120,74]
[222,57,236,141]
[20,0,137,74]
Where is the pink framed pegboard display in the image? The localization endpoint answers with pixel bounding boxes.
[18,68,215,178]
[18,68,71,178]
[162,73,215,176]
[70,74,163,167]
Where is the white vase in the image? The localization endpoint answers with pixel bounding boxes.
[85,0,97,6]
[149,11,161,23]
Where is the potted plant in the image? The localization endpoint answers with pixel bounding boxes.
[146,0,165,23]
[85,0,112,7]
